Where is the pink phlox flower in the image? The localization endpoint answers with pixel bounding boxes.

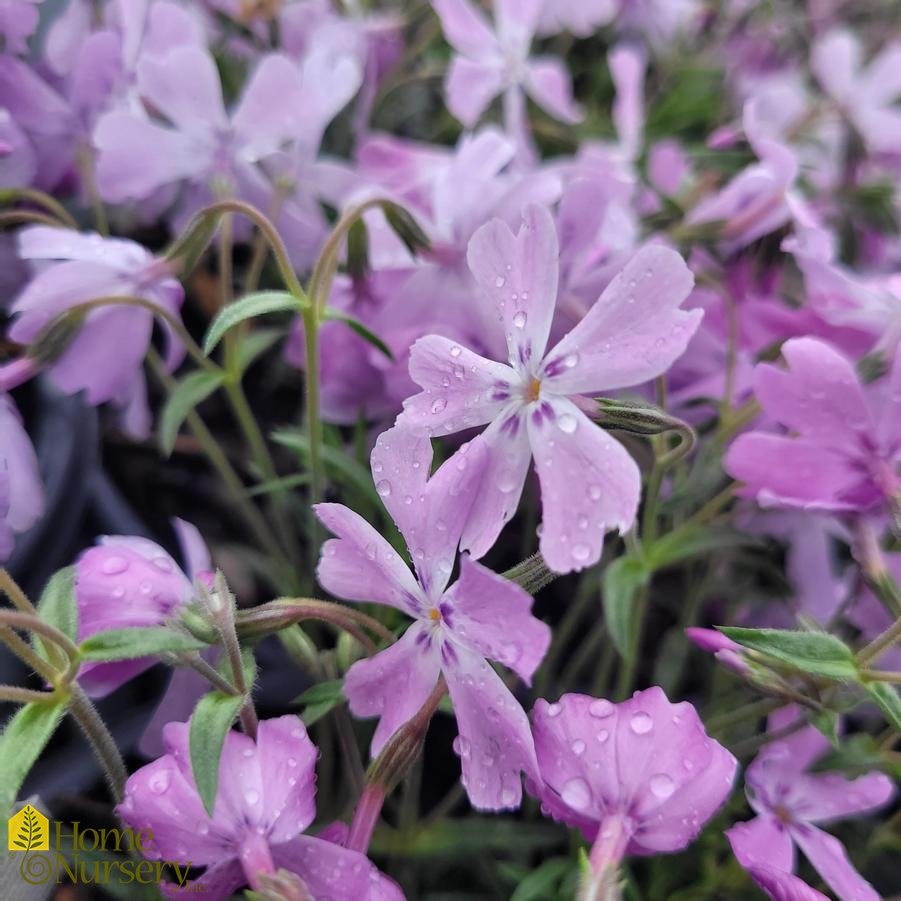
[316,425,550,811]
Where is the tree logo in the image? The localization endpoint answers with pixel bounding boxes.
[8,805,51,884]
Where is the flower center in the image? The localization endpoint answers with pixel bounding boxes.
[525,378,541,403]
[428,608,442,622]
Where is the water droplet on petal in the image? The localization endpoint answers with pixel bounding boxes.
[152,556,173,573]
[495,275,506,288]
[101,555,129,575]
[630,712,653,734]
[512,310,527,329]
[431,397,448,414]
[546,702,562,718]
[588,484,602,501]
[572,543,591,562]
[244,789,260,806]
[571,739,586,756]
[649,773,675,799]
[561,777,591,810]
[450,345,462,357]
[452,736,471,759]
[589,699,614,718]
[557,413,578,434]
[376,480,392,497]
[596,729,609,743]
[500,788,517,806]
[149,770,171,795]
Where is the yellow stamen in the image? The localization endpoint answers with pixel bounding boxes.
[428,608,441,622]
[526,378,541,402]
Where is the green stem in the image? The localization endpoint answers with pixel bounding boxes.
[857,616,901,667]
[0,685,58,705]
[176,653,241,696]
[0,568,38,615]
[67,683,127,802]
[75,143,108,237]
[1,187,78,229]
[147,351,292,582]
[0,628,59,684]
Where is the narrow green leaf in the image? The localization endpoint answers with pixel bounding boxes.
[865,681,901,731]
[602,556,650,657]
[190,691,245,816]
[79,626,209,661]
[203,291,301,355]
[0,701,66,819]
[235,327,283,374]
[158,370,224,456]
[510,858,571,901]
[292,680,345,726]
[647,525,756,570]
[32,566,78,664]
[322,307,393,360]
[721,627,859,680]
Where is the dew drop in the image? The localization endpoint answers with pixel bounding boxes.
[512,311,527,329]
[452,735,471,758]
[431,397,448,414]
[596,729,610,743]
[589,699,614,718]
[572,543,591,562]
[571,739,586,756]
[149,770,171,795]
[546,702,562,718]
[500,788,517,806]
[495,275,506,288]
[450,345,462,357]
[649,773,676,799]
[630,712,653,734]
[557,413,578,434]
[152,556,174,573]
[101,555,129,575]
[244,789,260,806]
[588,484,602,501]
[561,777,591,810]
[376,480,392,497]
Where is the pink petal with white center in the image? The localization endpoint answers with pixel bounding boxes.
[792,825,880,901]
[727,815,796,875]
[609,43,646,160]
[445,642,538,810]
[495,0,543,49]
[272,835,404,901]
[231,54,307,160]
[459,409,533,559]
[542,244,699,394]
[798,771,895,824]
[344,622,442,757]
[811,29,859,106]
[524,57,583,124]
[746,867,831,901]
[754,338,872,452]
[527,398,639,573]
[370,426,487,594]
[432,0,499,57]
[467,204,560,368]
[404,335,519,438]
[445,56,505,128]
[136,45,227,134]
[442,554,550,684]
[94,111,208,201]
[315,503,423,615]
[725,435,868,511]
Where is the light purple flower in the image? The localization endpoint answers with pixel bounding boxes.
[725,337,901,515]
[0,393,44,562]
[0,0,40,56]
[74,522,209,698]
[316,426,550,811]
[727,709,894,901]
[119,717,402,900]
[537,0,615,38]
[400,204,701,573]
[6,226,184,425]
[812,29,901,158]
[433,0,582,161]
[528,689,737,869]
[688,100,798,253]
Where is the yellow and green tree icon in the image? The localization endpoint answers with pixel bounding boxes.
[8,804,48,852]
